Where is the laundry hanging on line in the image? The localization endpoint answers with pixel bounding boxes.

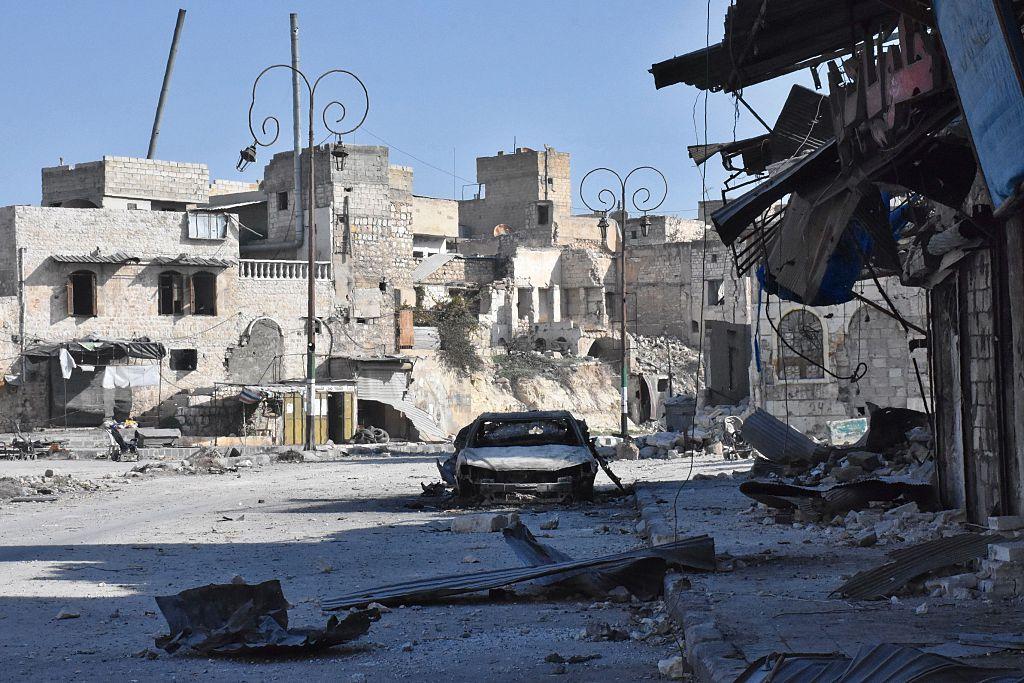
[102,364,160,389]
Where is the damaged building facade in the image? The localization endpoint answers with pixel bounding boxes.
[651,0,1024,520]
[0,149,447,443]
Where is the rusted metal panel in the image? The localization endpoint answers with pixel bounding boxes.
[398,309,414,349]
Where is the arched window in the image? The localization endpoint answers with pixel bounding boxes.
[778,309,825,380]
[190,271,217,316]
[158,271,185,316]
[67,270,97,317]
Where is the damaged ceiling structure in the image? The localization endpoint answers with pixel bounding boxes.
[651,0,1024,523]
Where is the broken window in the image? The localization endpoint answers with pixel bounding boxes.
[537,204,550,225]
[605,291,620,322]
[67,270,97,317]
[190,271,217,316]
[778,309,825,380]
[169,349,198,371]
[158,271,185,316]
[472,418,581,448]
[277,191,288,211]
[707,279,725,306]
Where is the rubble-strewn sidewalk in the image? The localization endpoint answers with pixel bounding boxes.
[636,477,1024,681]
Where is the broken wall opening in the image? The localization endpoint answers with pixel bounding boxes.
[357,399,417,441]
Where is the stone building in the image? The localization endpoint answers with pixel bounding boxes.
[0,148,441,443]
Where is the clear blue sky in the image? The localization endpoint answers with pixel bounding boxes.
[0,1,809,214]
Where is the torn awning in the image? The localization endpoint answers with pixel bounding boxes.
[24,338,166,362]
[649,0,899,93]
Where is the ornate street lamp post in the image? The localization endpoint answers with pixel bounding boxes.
[237,65,369,450]
[579,166,667,439]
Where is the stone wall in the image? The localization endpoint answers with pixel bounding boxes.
[626,242,693,338]
[42,157,209,208]
[412,195,459,237]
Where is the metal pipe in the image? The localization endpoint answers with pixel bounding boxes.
[290,13,305,260]
[17,247,25,379]
[147,9,186,159]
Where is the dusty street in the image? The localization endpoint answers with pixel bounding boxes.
[0,453,722,682]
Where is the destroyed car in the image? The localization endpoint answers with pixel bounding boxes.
[440,411,600,502]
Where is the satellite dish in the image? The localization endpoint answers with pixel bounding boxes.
[493,223,512,237]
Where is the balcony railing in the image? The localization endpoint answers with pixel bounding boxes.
[238,259,332,280]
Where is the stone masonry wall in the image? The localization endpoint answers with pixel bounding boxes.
[41,157,208,208]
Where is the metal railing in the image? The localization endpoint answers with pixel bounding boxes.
[238,259,332,280]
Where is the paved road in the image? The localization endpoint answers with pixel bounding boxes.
[0,454,703,682]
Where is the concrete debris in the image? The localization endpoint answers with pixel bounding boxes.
[539,517,560,530]
[584,621,630,642]
[451,513,521,534]
[657,654,688,680]
[155,579,375,656]
[55,608,80,620]
[989,540,1024,563]
[988,516,1024,532]
[0,471,108,501]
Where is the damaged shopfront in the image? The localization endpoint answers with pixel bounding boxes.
[652,0,1024,522]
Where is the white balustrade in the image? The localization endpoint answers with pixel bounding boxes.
[238,259,332,280]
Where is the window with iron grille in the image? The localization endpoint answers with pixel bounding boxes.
[778,309,825,380]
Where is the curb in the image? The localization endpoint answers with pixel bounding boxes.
[635,484,748,683]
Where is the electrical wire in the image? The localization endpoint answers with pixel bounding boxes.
[673,0,714,541]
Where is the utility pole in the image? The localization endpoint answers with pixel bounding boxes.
[147,9,186,159]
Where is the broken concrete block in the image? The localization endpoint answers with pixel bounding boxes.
[856,530,878,547]
[988,540,1024,563]
[885,501,920,517]
[658,655,687,680]
[539,517,559,530]
[978,578,1018,596]
[833,465,865,483]
[615,442,640,460]
[639,446,659,458]
[450,513,520,534]
[924,572,978,595]
[844,451,882,471]
[987,515,1024,532]
[978,559,1024,582]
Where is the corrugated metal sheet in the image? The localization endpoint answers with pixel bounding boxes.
[355,370,448,441]
[412,252,459,283]
[322,534,715,610]
[737,642,1023,682]
[833,533,1003,600]
[413,327,440,350]
[51,252,140,265]
[741,409,823,463]
[771,85,834,159]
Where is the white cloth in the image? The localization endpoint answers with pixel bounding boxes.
[102,364,160,389]
[59,348,77,379]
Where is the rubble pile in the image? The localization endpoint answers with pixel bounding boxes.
[631,336,701,395]
[629,402,750,459]
[127,448,272,477]
[0,469,108,501]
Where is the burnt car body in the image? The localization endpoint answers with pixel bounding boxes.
[441,411,600,502]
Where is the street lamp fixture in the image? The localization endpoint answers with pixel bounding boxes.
[331,136,349,171]
[236,144,257,172]
[579,165,668,439]
[237,64,369,451]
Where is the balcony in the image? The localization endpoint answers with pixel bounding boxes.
[238,259,332,280]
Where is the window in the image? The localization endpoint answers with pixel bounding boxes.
[169,349,198,371]
[631,231,638,239]
[691,320,700,334]
[67,270,97,317]
[778,309,825,380]
[127,202,139,210]
[277,191,289,211]
[517,287,533,320]
[158,271,185,315]
[707,279,725,306]
[710,253,718,263]
[537,204,550,225]
[187,213,228,239]
[605,291,620,322]
[190,271,217,316]
[657,378,669,392]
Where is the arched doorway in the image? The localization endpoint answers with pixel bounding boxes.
[228,318,284,385]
